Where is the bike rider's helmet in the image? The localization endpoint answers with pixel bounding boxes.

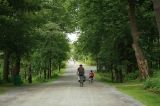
[80,64,82,66]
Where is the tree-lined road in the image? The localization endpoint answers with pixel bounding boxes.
[0,61,143,106]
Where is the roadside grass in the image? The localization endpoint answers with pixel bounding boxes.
[0,69,65,94]
[116,84,160,106]
[0,86,9,94]
[31,69,65,85]
[96,72,160,106]
[0,83,14,94]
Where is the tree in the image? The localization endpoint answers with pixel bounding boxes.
[0,0,13,82]
[152,0,160,36]
[128,0,149,79]
[32,21,69,79]
[74,0,158,82]
[0,0,42,83]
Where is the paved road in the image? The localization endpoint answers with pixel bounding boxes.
[0,61,144,106]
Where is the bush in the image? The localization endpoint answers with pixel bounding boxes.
[61,62,66,68]
[125,71,139,81]
[13,75,22,86]
[0,79,3,84]
[144,78,160,94]
[33,76,46,82]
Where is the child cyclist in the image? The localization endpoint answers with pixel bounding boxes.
[89,70,94,83]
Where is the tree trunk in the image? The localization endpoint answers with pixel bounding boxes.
[111,64,114,82]
[58,62,61,72]
[10,64,14,80]
[47,58,52,79]
[152,0,160,36]
[47,68,50,79]
[111,69,114,82]
[24,70,27,80]
[28,64,32,83]
[3,50,10,82]
[96,55,99,72]
[158,59,160,69]
[44,69,47,79]
[119,69,123,83]
[126,64,132,74]
[115,68,119,82]
[39,69,42,79]
[13,55,21,78]
[128,0,149,79]
[49,58,52,78]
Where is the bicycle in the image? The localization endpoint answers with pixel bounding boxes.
[79,76,84,87]
[89,77,93,84]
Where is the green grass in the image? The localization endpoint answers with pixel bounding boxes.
[0,87,7,94]
[23,68,65,86]
[0,83,14,94]
[0,68,65,94]
[28,74,59,85]
[96,72,160,106]
[95,72,112,82]
[114,82,160,106]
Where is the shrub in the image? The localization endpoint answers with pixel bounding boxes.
[125,71,139,81]
[13,75,22,86]
[0,79,2,84]
[144,78,160,94]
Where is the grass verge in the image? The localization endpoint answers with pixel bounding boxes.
[31,69,65,85]
[0,69,65,94]
[96,72,160,106]
[0,87,9,94]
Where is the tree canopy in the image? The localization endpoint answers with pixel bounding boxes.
[73,0,160,82]
[0,0,160,85]
[0,0,71,84]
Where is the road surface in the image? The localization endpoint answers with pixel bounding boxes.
[0,61,144,106]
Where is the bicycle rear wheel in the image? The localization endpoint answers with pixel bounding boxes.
[79,76,84,87]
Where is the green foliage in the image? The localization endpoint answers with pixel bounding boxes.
[32,21,70,72]
[0,0,72,84]
[74,0,160,82]
[144,78,160,94]
[144,70,160,94]
[137,1,160,69]
[13,75,22,86]
[125,71,139,81]
[74,0,136,82]
[96,72,160,106]
[116,83,160,106]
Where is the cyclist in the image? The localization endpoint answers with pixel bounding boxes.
[89,70,94,83]
[77,64,85,82]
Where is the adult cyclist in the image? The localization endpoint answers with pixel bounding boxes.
[77,64,85,82]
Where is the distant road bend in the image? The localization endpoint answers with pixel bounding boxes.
[0,61,144,106]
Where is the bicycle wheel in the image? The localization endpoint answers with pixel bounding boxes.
[79,76,84,87]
